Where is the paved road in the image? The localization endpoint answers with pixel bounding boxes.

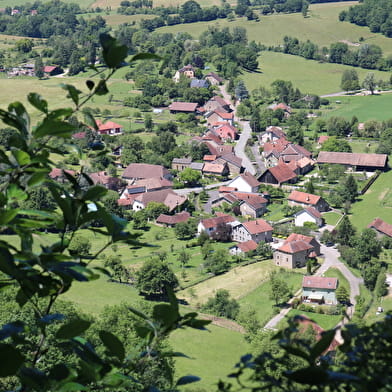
[264,244,363,330]
[251,144,266,175]
[234,121,256,175]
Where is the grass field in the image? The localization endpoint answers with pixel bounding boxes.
[241,52,389,96]
[281,309,342,330]
[170,324,248,390]
[157,2,392,56]
[0,0,95,7]
[321,93,392,121]
[324,268,350,293]
[239,269,304,326]
[322,211,342,226]
[350,170,392,230]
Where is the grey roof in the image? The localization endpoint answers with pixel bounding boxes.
[190,79,209,88]
[190,162,204,171]
[172,158,192,165]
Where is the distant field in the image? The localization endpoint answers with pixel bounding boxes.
[0,0,95,7]
[241,52,390,96]
[157,2,392,57]
[350,170,392,230]
[90,0,234,8]
[322,93,392,121]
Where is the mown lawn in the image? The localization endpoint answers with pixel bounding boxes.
[324,268,350,293]
[170,324,248,390]
[321,93,392,121]
[350,170,392,230]
[238,268,304,326]
[322,211,342,226]
[281,309,342,330]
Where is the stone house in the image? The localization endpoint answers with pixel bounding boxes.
[232,218,273,243]
[288,190,329,212]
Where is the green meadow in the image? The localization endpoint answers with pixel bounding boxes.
[321,93,392,121]
[350,170,392,230]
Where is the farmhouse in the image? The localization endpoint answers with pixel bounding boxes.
[96,120,123,136]
[294,207,324,227]
[258,163,298,186]
[202,162,229,177]
[274,240,313,269]
[232,218,273,243]
[229,240,258,256]
[284,233,321,256]
[288,190,329,212]
[227,172,260,193]
[205,111,234,126]
[88,171,123,191]
[368,218,392,238]
[169,102,199,114]
[213,154,243,176]
[204,96,231,112]
[197,214,236,237]
[156,211,191,227]
[301,276,338,305]
[213,124,238,141]
[172,158,192,171]
[317,151,388,171]
[43,65,63,76]
[280,143,312,163]
[205,72,224,86]
[49,168,76,183]
[173,64,195,82]
[133,189,187,212]
[122,163,171,182]
[260,126,286,144]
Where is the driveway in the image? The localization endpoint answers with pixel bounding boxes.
[234,120,256,175]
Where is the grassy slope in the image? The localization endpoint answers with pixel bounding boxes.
[322,93,392,121]
[324,268,350,292]
[283,309,342,330]
[170,325,248,390]
[350,170,392,230]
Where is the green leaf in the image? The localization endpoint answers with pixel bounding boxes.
[11,150,30,165]
[0,209,18,225]
[94,80,109,96]
[8,101,30,138]
[56,319,91,340]
[33,119,75,138]
[129,53,161,62]
[27,93,48,114]
[84,185,107,201]
[128,306,149,320]
[61,84,82,106]
[27,171,48,187]
[99,331,125,361]
[84,111,98,130]
[0,344,25,376]
[7,184,28,202]
[86,80,95,91]
[99,33,128,69]
[48,108,73,120]
[152,304,179,328]
[176,375,200,386]
[309,329,336,362]
[58,382,88,392]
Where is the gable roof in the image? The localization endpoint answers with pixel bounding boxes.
[122,163,170,180]
[278,240,313,254]
[96,120,123,131]
[133,177,173,190]
[242,219,273,234]
[214,124,238,139]
[156,211,191,225]
[268,163,297,184]
[49,168,76,179]
[302,276,338,290]
[206,73,224,83]
[190,79,209,88]
[317,151,388,168]
[200,214,236,229]
[265,126,286,138]
[203,162,226,174]
[288,190,321,205]
[237,240,258,253]
[215,153,242,168]
[169,102,198,112]
[281,144,312,159]
[284,233,314,244]
[43,65,57,73]
[368,218,392,237]
[172,157,192,165]
[317,135,329,144]
[134,189,186,211]
[295,207,322,220]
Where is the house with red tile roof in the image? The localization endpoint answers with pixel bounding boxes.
[96,120,123,136]
[288,190,329,212]
[133,189,187,212]
[202,162,229,177]
[169,102,199,113]
[294,207,324,227]
[280,143,312,163]
[317,135,329,146]
[213,154,243,176]
[274,233,320,269]
[122,163,171,182]
[49,168,76,183]
[197,214,236,237]
[232,218,273,243]
[205,111,234,126]
[156,211,191,227]
[203,154,217,162]
[88,171,123,191]
[302,276,338,305]
[368,218,392,238]
[258,163,298,186]
[203,96,231,113]
[229,240,258,256]
[260,126,286,144]
[43,65,63,76]
[213,124,238,141]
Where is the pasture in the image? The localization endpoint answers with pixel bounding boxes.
[241,52,389,96]
[350,170,392,230]
[321,93,392,122]
[0,0,95,7]
[281,309,342,330]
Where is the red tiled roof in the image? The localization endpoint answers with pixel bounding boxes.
[219,186,237,193]
[266,126,286,138]
[49,168,76,179]
[215,111,234,120]
[317,135,329,144]
[288,190,321,206]
[134,177,173,190]
[122,163,170,180]
[232,192,268,208]
[96,120,123,131]
[201,214,235,229]
[302,276,338,290]
[212,95,228,106]
[203,163,226,174]
[215,124,237,139]
[72,131,86,139]
[263,138,290,155]
[169,102,198,112]
[217,153,242,168]
[237,240,258,253]
[368,218,392,237]
[278,240,313,254]
[203,154,217,162]
[156,211,191,225]
[134,189,186,212]
[43,65,57,73]
[304,207,322,219]
[285,233,314,244]
[202,131,223,145]
[317,151,388,168]
[268,164,297,184]
[242,219,273,235]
